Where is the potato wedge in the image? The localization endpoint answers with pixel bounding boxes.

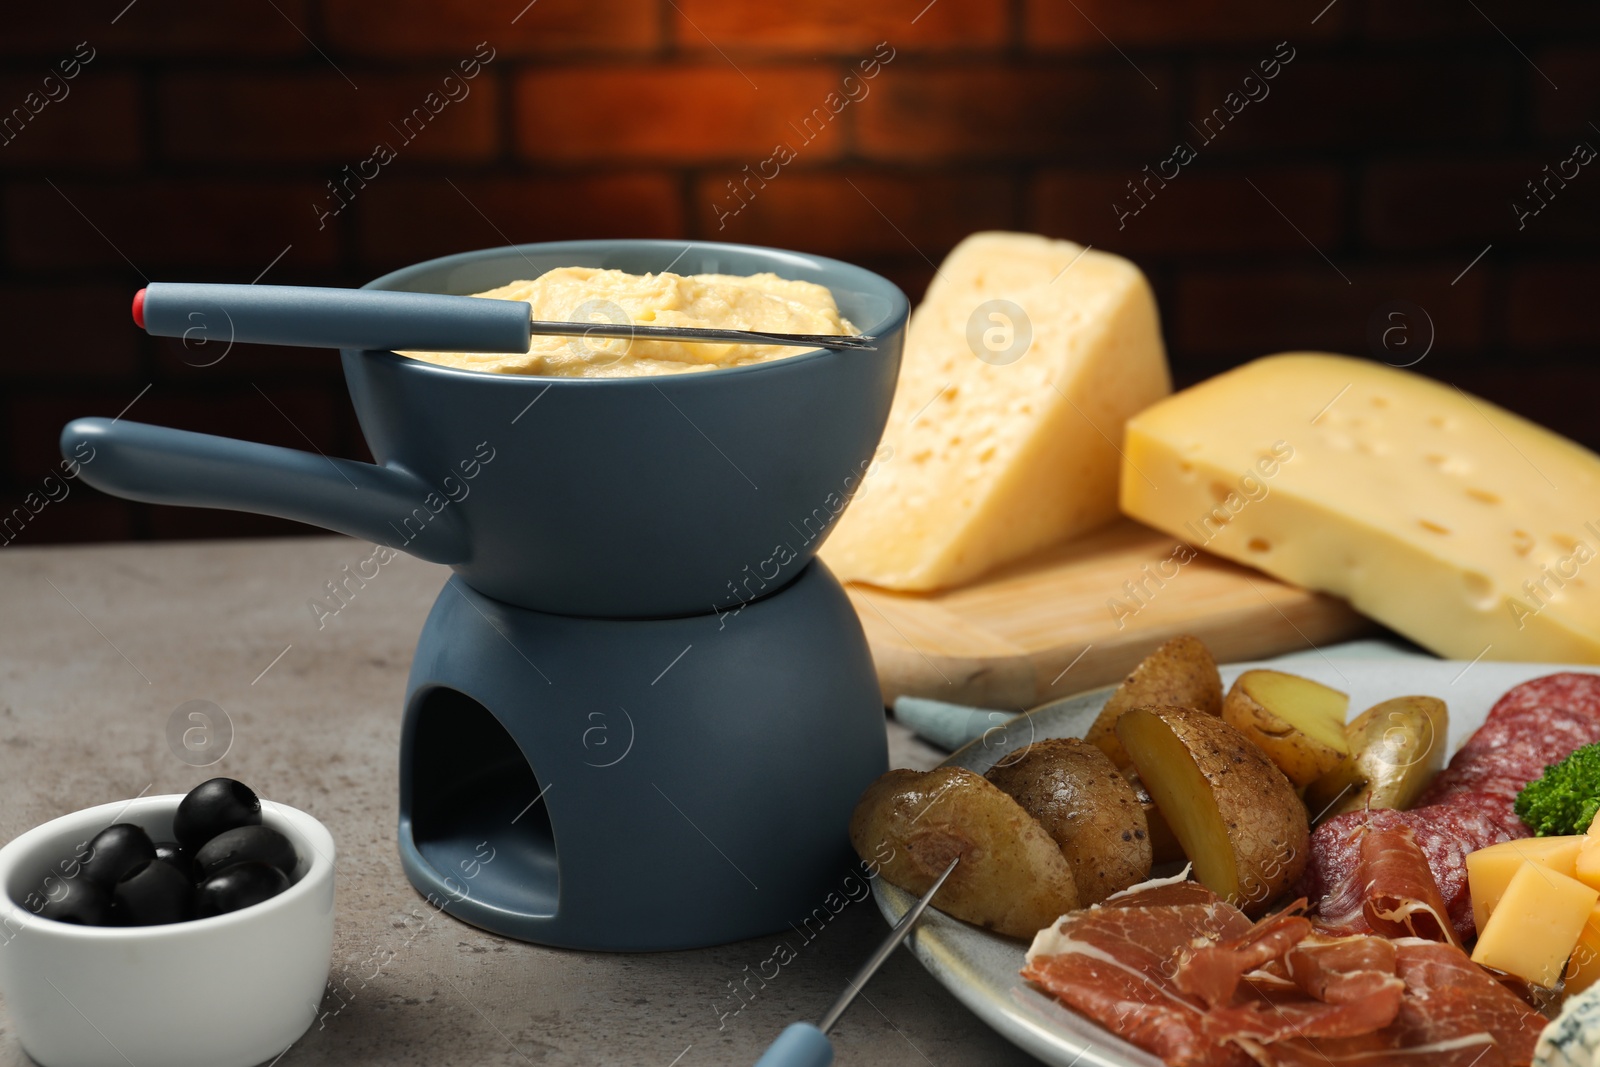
[986,739,1151,904]
[1125,770,1186,866]
[1221,670,1351,788]
[1303,696,1448,823]
[1116,705,1309,915]
[849,767,1079,938]
[1085,636,1223,768]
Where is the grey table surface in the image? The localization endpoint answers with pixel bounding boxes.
[0,535,1029,1067]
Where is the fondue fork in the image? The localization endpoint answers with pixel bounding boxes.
[130,283,881,353]
[753,856,960,1067]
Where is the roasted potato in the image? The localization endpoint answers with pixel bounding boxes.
[1085,636,1223,768]
[985,739,1151,904]
[1125,770,1187,866]
[1221,670,1351,788]
[849,767,1080,938]
[1303,696,1448,822]
[1116,705,1309,916]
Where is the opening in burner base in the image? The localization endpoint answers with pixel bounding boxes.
[404,686,558,920]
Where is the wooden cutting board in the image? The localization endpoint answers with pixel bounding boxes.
[845,518,1372,710]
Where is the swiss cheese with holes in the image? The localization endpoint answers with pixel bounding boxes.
[1121,352,1600,662]
[821,232,1172,591]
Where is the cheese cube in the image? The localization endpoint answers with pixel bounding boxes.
[1120,353,1600,662]
[1566,904,1600,995]
[1471,862,1599,988]
[820,232,1171,591]
[1466,835,1586,934]
[1577,837,1600,892]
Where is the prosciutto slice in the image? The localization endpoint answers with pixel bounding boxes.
[1300,796,1523,940]
[1357,826,1461,948]
[1176,909,1313,1008]
[1023,884,1409,1067]
[1022,885,1257,1067]
[1236,941,1546,1067]
[1283,935,1402,1004]
[1025,887,1545,1067]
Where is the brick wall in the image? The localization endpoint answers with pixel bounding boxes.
[2,0,1596,544]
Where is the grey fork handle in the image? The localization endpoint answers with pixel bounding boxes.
[139,282,534,354]
[137,283,877,354]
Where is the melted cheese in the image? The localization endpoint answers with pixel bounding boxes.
[403,268,855,377]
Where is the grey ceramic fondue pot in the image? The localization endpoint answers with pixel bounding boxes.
[60,240,908,949]
[63,239,906,619]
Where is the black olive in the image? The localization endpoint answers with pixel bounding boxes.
[173,778,261,853]
[37,876,114,926]
[194,826,297,880]
[152,840,199,883]
[112,859,195,926]
[195,862,289,919]
[81,823,157,887]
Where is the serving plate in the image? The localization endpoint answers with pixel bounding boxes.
[872,654,1600,1067]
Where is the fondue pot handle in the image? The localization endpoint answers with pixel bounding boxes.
[59,417,472,565]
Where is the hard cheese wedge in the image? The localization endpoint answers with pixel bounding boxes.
[821,232,1171,591]
[1121,353,1600,662]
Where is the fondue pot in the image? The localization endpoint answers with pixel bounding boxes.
[59,240,908,950]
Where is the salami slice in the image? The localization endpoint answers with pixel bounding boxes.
[1417,704,1600,806]
[1480,671,1600,726]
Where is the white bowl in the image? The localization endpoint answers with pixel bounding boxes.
[0,795,335,1067]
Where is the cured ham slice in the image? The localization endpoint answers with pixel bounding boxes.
[1236,1033,1504,1067]
[1357,826,1461,948]
[1024,885,1413,1067]
[1390,941,1545,1064]
[1026,890,1544,1067]
[1176,910,1312,1008]
[1283,935,1402,1004]
[1023,886,1257,1067]
[1202,993,1405,1047]
[1237,941,1546,1067]
[1300,795,1524,940]
[1104,878,1223,910]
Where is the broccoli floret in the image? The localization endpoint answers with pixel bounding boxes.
[1515,741,1600,836]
